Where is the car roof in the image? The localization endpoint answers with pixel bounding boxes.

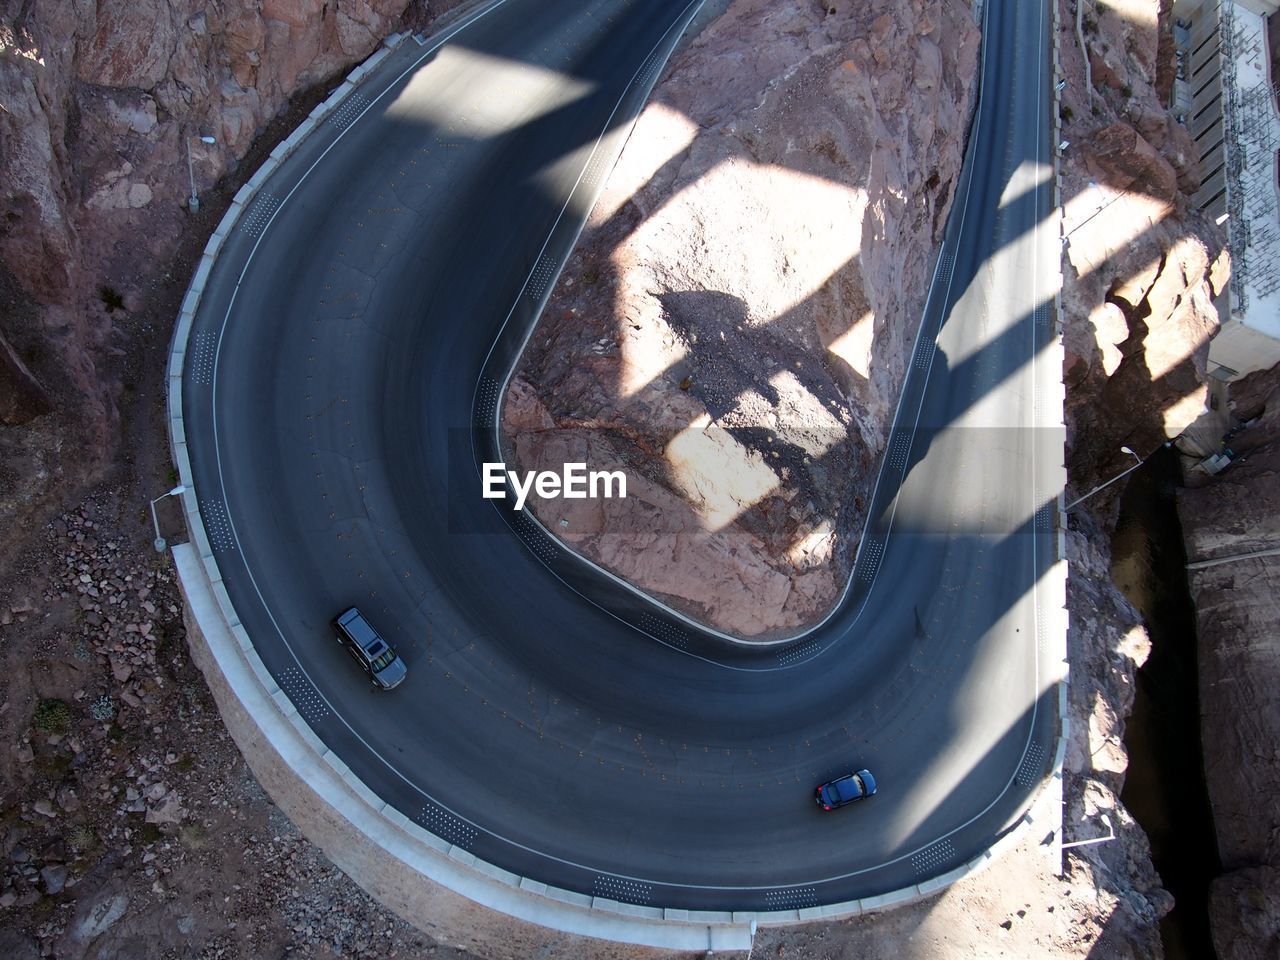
[338,608,382,650]
[834,777,863,800]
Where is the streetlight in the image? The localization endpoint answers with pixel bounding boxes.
[1066,181,1124,240]
[186,135,216,213]
[150,484,187,552]
[1065,444,1161,511]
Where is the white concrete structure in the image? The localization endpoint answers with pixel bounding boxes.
[1174,0,1280,378]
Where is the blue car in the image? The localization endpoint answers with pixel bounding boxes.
[815,769,877,810]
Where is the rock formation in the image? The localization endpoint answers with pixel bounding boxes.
[503,0,981,638]
[0,329,51,426]
[1056,0,1227,504]
[1053,0,1239,951]
[1179,362,1280,959]
[0,0,451,539]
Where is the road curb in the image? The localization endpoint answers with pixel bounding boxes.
[1049,0,1070,876]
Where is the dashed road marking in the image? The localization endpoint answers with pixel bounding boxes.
[911,838,955,876]
[278,666,331,724]
[777,638,822,667]
[416,803,478,848]
[201,499,236,553]
[638,612,689,649]
[240,193,282,238]
[475,376,500,426]
[189,331,217,386]
[593,874,653,905]
[764,886,819,910]
[1015,741,1047,788]
[857,538,885,582]
[328,93,372,132]
[509,511,558,565]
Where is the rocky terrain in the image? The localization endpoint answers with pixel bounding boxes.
[1178,362,1280,960]
[1057,0,1227,493]
[0,0,449,563]
[0,500,470,960]
[0,0,1259,958]
[503,0,981,638]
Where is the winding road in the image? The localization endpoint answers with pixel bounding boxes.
[178,0,1063,913]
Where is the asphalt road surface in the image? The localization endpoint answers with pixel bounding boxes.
[181,0,1061,911]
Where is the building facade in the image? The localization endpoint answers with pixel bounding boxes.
[1173,0,1280,378]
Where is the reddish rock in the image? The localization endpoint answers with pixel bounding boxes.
[503,0,981,638]
[1179,364,1280,957]
[0,0,444,528]
[1083,123,1179,205]
[1210,866,1280,960]
[0,331,53,425]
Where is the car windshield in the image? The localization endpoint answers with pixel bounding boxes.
[369,648,398,672]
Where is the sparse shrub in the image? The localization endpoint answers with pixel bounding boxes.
[33,698,71,733]
[89,695,115,722]
[98,286,125,313]
[67,823,97,851]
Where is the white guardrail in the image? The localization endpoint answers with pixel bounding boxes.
[164,4,1073,953]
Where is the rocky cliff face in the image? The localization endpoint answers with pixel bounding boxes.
[503,0,981,638]
[1178,362,1280,960]
[0,0,451,539]
[1054,0,1237,953]
[1057,0,1228,502]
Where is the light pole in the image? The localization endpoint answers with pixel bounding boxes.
[1066,180,1126,240]
[1065,444,1151,511]
[1062,813,1115,849]
[150,484,187,552]
[186,135,216,212]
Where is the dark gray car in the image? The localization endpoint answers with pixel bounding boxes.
[331,607,407,690]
